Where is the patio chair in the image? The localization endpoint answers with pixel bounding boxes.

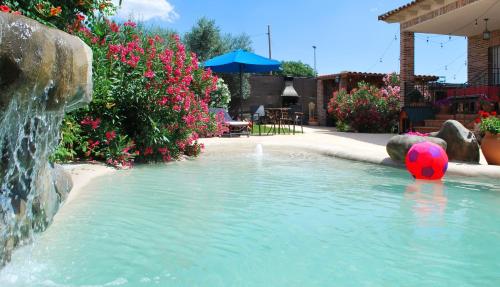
[209,108,251,137]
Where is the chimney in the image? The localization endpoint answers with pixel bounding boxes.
[281,76,300,107]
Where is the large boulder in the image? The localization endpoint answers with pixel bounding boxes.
[387,135,447,162]
[430,120,480,163]
[0,13,92,112]
[0,13,92,266]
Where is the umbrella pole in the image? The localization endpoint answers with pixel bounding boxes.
[239,68,243,120]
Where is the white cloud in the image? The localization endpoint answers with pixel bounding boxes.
[113,0,179,22]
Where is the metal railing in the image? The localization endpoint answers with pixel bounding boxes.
[446,68,500,114]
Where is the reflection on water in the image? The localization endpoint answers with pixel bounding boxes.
[405,180,447,225]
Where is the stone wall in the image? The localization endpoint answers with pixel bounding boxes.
[468,29,500,83]
[240,75,317,122]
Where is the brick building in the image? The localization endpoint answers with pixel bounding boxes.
[316,71,438,126]
[380,0,500,131]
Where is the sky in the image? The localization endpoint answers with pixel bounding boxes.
[112,0,468,83]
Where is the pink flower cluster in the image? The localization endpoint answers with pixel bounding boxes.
[73,19,223,166]
[81,117,101,129]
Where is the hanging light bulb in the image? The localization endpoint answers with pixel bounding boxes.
[483,18,491,40]
[445,65,448,70]
[440,43,443,48]
[379,58,383,63]
[475,19,478,25]
[426,36,429,43]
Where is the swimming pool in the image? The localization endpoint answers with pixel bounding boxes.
[1,145,499,286]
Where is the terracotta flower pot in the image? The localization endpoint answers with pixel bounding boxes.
[481,132,500,165]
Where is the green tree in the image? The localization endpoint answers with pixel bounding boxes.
[184,18,254,115]
[278,61,316,77]
[184,17,224,62]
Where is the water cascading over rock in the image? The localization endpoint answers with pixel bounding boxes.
[0,13,92,265]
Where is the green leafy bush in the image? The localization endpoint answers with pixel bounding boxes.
[0,0,116,30]
[53,18,225,167]
[209,78,231,108]
[327,74,401,133]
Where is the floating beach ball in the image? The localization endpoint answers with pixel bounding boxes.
[405,142,448,180]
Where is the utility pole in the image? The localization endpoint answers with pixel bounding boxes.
[267,25,272,59]
[312,45,317,75]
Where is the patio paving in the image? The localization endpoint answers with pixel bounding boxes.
[200,126,500,179]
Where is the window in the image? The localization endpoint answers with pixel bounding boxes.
[489,45,500,85]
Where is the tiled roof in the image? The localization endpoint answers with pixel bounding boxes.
[378,0,425,21]
[318,71,439,81]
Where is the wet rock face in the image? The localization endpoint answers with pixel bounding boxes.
[429,120,480,163]
[0,13,92,112]
[387,135,447,163]
[0,13,92,266]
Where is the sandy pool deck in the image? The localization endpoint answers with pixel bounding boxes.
[200,126,500,180]
[62,163,116,204]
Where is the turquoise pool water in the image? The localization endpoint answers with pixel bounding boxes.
[1,145,499,286]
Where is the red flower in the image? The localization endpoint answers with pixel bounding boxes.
[76,14,85,22]
[144,70,155,78]
[123,20,137,28]
[144,147,153,156]
[49,6,62,16]
[11,11,21,15]
[87,139,100,150]
[482,111,490,118]
[475,118,481,124]
[158,147,168,155]
[110,22,120,33]
[0,5,10,13]
[81,117,101,129]
[105,130,116,142]
[491,111,497,116]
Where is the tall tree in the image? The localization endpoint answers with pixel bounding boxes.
[277,61,316,77]
[184,17,224,62]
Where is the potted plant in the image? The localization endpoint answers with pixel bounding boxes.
[476,111,500,165]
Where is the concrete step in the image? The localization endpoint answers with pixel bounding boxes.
[435,114,454,120]
[435,113,477,120]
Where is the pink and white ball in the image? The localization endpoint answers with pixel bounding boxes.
[405,142,448,180]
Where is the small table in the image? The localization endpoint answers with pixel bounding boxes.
[265,108,292,135]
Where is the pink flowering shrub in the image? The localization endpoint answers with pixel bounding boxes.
[54,18,226,167]
[327,73,401,133]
